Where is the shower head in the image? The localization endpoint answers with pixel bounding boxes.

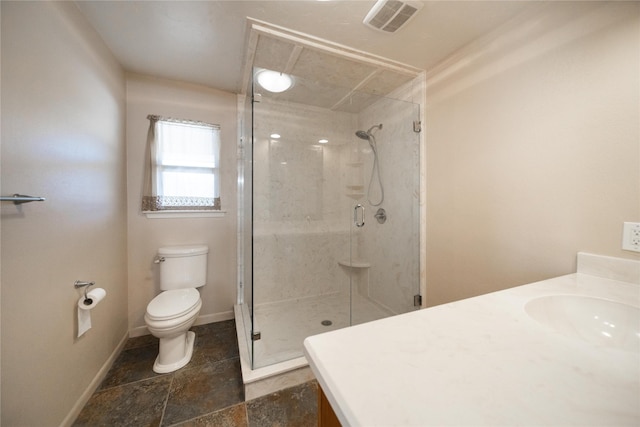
[356,130,370,140]
[355,124,383,140]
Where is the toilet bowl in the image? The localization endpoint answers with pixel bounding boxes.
[144,245,209,374]
[145,288,202,373]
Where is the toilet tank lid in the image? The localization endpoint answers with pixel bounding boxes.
[158,245,208,257]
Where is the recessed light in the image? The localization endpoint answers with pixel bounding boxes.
[318,139,329,144]
[256,69,293,93]
[270,133,281,139]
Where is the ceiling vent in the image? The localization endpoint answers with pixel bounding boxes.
[363,0,423,33]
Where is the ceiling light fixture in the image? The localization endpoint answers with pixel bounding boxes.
[256,69,293,93]
[318,139,329,144]
[270,133,281,139]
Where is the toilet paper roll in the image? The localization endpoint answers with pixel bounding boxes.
[77,288,107,337]
[78,288,107,310]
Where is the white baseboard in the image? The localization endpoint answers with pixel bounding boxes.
[61,331,129,427]
[129,324,150,338]
[129,310,235,338]
[194,310,235,326]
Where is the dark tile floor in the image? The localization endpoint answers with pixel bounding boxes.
[74,320,318,426]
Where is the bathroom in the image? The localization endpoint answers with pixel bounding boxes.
[1,1,638,426]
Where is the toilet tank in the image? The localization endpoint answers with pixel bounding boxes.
[158,245,208,290]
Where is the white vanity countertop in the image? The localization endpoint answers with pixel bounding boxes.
[304,261,640,426]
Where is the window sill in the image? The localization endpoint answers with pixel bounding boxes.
[143,210,227,219]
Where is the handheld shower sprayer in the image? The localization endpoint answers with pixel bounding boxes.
[355,124,383,142]
[354,123,384,206]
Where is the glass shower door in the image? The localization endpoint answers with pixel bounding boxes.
[349,99,422,324]
[249,75,353,369]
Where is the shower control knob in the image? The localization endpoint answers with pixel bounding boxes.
[374,208,387,224]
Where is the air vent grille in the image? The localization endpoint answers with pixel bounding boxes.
[363,0,423,33]
[368,0,403,29]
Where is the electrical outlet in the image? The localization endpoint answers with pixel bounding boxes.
[622,222,640,253]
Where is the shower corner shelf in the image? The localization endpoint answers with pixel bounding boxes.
[345,161,364,200]
[338,259,371,268]
[346,185,364,200]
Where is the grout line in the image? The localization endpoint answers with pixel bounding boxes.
[244,399,251,426]
[158,374,175,427]
[96,372,172,392]
[165,402,249,427]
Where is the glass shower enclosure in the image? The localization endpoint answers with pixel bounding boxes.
[240,69,421,370]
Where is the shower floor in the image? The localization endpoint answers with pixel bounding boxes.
[251,291,393,369]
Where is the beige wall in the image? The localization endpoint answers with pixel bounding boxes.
[1,2,127,425]
[126,74,238,335]
[425,2,640,307]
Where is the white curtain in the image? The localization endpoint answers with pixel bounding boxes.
[142,115,221,211]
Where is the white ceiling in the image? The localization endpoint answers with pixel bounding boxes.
[75,0,534,94]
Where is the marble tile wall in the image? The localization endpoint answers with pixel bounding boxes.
[253,97,353,223]
[253,229,350,304]
[356,95,421,314]
[251,89,421,312]
[252,97,354,304]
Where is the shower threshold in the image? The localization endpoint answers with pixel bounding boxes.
[234,304,313,400]
[233,291,393,400]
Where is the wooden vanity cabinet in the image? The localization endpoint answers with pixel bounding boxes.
[318,386,342,426]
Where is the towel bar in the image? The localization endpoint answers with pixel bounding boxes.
[0,194,46,204]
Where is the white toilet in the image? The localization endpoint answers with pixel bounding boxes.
[144,245,208,374]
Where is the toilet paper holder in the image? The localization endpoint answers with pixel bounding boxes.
[74,280,96,304]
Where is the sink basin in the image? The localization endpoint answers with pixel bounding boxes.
[525,295,640,352]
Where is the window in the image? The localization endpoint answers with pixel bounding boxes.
[142,115,221,213]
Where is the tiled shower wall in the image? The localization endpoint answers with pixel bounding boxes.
[253,98,354,305]
[356,96,421,315]
[252,91,420,312]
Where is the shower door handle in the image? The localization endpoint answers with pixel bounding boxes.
[354,204,365,228]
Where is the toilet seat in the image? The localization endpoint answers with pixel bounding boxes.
[146,288,200,321]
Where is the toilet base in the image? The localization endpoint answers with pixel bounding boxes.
[153,331,196,374]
